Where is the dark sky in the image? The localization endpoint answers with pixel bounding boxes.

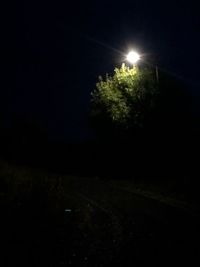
[2,0,200,142]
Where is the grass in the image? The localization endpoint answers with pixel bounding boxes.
[0,158,199,266]
[108,178,200,214]
[0,160,123,266]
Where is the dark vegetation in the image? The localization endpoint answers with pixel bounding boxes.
[0,71,199,183]
[0,71,200,266]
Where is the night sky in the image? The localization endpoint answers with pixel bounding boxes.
[2,0,200,142]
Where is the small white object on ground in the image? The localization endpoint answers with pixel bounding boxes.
[65,209,72,212]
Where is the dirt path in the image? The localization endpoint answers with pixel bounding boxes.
[59,176,200,266]
[1,169,200,266]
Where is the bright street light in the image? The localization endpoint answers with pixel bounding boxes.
[126,51,140,65]
[126,50,159,84]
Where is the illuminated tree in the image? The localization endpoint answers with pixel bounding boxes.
[90,64,158,135]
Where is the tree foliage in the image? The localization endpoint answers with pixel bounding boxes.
[90,64,158,133]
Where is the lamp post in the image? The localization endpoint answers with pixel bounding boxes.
[155,65,159,84]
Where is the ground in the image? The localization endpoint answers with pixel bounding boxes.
[0,159,199,266]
